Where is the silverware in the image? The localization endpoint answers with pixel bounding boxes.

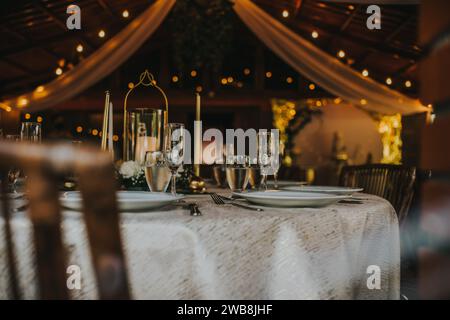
[210,193,263,212]
[177,200,202,216]
[338,199,363,204]
[188,203,202,216]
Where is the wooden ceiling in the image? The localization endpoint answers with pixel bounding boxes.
[0,0,422,100]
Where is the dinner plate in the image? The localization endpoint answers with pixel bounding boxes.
[280,185,363,195]
[267,180,308,187]
[233,190,348,208]
[1,193,28,210]
[60,191,184,211]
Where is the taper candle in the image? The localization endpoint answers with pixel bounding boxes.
[194,93,202,176]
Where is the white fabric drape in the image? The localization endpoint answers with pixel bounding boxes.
[1,0,175,112]
[234,0,428,115]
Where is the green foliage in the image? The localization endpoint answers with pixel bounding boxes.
[170,0,235,73]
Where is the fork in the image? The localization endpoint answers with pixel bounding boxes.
[210,193,263,212]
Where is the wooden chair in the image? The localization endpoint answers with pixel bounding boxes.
[0,141,130,299]
[339,164,417,224]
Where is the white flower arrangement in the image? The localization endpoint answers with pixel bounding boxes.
[119,161,142,179]
[118,161,146,189]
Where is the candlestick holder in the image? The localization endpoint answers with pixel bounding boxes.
[123,70,169,161]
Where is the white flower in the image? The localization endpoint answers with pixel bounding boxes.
[119,161,142,179]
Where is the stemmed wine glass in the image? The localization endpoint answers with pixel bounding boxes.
[258,130,280,190]
[163,123,185,196]
[20,122,41,143]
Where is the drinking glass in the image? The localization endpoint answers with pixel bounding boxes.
[126,108,164,165]
[144,151,171,192]
[164,123,185,196]
[258,130,280,190]
[20,122,41,143]
[225,155,250,192]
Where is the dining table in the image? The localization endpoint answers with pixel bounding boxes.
[0,187,400,300]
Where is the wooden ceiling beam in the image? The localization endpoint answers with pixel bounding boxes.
[353,15,419,71]
[33,1,96,51]
[0,24,59,60]
[96,0,119,20]
[340,5,361,32]
[287,15,421,61]
[1,57,34,75]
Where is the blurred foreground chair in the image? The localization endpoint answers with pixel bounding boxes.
[0,141,129,299]
[339,164,416,224]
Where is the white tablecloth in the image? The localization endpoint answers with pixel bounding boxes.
[0,192,400,300]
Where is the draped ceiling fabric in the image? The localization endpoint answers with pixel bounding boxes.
[1,0,427,115]
[234,0,428,115]
[0,0,175,112]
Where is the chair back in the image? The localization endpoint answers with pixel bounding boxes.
[339,164,416,224]
[0,141,130,299]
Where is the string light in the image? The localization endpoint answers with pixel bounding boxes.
[227,76,234,83]
[37,116,43,123]
[360,99,368,105]
[265,71,272,78]
[221,78,228,85]
[25,113,31,120]
[282,10,289,18]
[190,70,197,77]
[55,67,63,75]
[311,31,319,39]
[76,126,83,133]
[286,76,293,84]
[386,77,393,85]
[113,135,119,142]
[348,5,355,10]
[76,44,84,53]
[98,30,106,38]
[122,10,129,18]
[196,85,203,92]
[308,83,316,90]
[243,68,251,75]
[405,80,412,88]
[172,75,179,83]
[337,50,346,58]
[18,98,28,107]
[35,85,45,93]
[362,69,369,77]
[92,129,99,136]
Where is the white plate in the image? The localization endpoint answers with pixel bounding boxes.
[281,185,363,195]
[1,193,28,210]
[60,191,184,211]
[233,190,348,208]
[267,180,308,187]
